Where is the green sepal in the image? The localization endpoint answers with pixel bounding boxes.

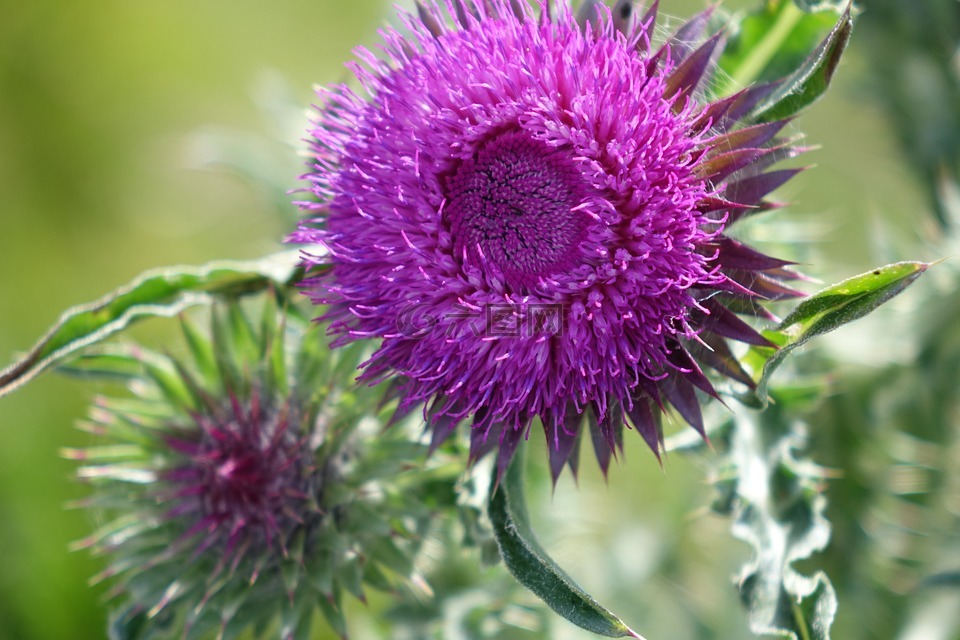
[317,588,348,640]
[210,305,245,396]
[306,548,335,597]
[108,603,173,640]
[178,315,219,391]
[56,344,146,380]
[281,529,307,603]
[337,554,367,603]
[369,538,416,577]
[362,561,396,594]
[279,596,314,640]
[142,359,200,414]
[260,291,288,400]
[225,301,261,373]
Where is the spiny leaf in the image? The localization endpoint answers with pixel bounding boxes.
[727,411,836,640]
[745,261,930,407]
[0,251,301,401]
[487,446,646,639]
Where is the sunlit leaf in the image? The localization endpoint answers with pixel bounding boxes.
[749,5,854,123]
[488,447,645,639]
[744,261,930,406]
[0,251,301,400]
[716,1,843,97]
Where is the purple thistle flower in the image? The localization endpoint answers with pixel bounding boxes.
[159,394,315,567]
[291,0,805,482]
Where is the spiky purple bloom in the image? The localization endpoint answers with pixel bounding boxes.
[292,0,805,481]
[160,392,316,568]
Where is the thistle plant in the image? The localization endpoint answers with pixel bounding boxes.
[65,297,456,639]
[0,1,951,639]
[291,0,821,481]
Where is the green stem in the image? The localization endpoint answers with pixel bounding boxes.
[792,599,813,640]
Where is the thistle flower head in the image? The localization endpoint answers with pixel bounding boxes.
[68,298,447,639]
[291,0,806,481]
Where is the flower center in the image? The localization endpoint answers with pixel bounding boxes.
[445,131,589,288]
[167,407,317,551]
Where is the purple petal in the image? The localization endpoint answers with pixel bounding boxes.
[725,168,806,207]
[727,269,806,300]
[713,237,795,271]
[665,6,716,63]
[685,333,756,389]
[638,0,659,47]
[496,424,526,484]
[664,32,724,103]
[659,374,705,437]
[717,296,780,322]
[695,147,779,183]
[544,412,583,486]
[587,410,613,477]
[705,120,790,155]
[625,394,662,460]
[697,298,778,348]
[665,343,719,399]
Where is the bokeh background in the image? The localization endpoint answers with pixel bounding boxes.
[1,1,957,638]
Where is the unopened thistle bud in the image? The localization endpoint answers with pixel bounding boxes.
[67,297,449,639]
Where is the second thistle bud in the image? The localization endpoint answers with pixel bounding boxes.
[67,296,455,639]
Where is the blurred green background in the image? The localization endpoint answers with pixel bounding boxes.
[0,1,953,638]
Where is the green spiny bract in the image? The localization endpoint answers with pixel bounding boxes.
[66,296,458,639]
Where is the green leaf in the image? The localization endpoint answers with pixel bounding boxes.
[487,446,645,639]
[745,261,930,406]
[317,587,348,640]
[0,251,301,400]
[727,411,837,640]
[749,5,854,123]
[716,1,843,97]
[179,314,219,387]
